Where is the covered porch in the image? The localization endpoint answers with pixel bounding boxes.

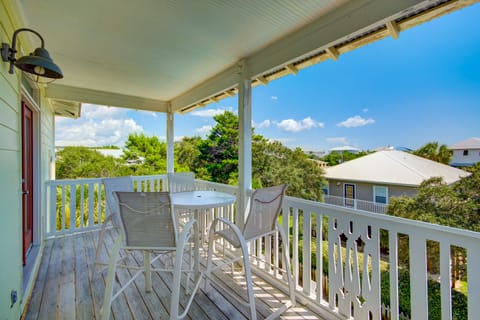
[31,175,480,319]
[25,229,322,320]
[2,1,479,319]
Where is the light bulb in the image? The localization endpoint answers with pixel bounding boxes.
[33,65,46,75]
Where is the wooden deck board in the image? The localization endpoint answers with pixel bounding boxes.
[25,230,325,319]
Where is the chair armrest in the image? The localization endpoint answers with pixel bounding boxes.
[210,217,245,248]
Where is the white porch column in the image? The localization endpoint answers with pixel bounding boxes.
[237,61,252,228]
[166,111,174,173]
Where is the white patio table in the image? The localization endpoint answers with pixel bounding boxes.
[171,190,236,277]
[142,190,236,292]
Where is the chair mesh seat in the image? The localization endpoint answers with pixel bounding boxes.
[116,192,176,248]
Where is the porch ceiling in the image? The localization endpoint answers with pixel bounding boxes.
[15,0,477,113]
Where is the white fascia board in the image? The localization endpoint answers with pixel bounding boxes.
[171,63,239,113]
[46,84,169,112]
[170,0,427,112]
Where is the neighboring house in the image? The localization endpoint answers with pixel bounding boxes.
[324,150,470,208]
[329,145,361,154]
[449,137,480,167]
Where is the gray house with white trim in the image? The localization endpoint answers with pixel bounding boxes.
[324,150,470,208]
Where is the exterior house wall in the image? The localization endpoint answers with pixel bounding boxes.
[0,1,56,318]
[451,149,480,166]
[327,180,417,203]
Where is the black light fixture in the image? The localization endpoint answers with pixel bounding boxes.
[1,28,63,80]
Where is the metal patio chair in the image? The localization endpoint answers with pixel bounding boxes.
[101,191,201,320]
[204,184,295,320]
[93,176,134,274]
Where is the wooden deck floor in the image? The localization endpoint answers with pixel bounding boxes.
[24,229,324,320]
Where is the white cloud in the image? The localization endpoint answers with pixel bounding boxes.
[337,115,375,128]
[275,117,324,132]
[55,105,143,147]
[271,96,278,100]
[362,108,369,113]
[195,125,212,135]
[191,108,229,117]
[326,137,349,145]
[255,119,271,128]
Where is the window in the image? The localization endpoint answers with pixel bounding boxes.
[463,150,469,156]
[374,186,388,204]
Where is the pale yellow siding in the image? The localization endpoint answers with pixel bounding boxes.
[0,1,56,318]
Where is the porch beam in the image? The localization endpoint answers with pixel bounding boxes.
[386,21,400,39]
[46,84,169,112]
[325,47,339,61]
[166,112,174,173]
[237,61,252,228]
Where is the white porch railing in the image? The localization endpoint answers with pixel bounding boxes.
[46,175,168,237]
[45,176,480,319]
[323,194,388,214]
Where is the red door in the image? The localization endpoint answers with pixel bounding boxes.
[22,101,34,265]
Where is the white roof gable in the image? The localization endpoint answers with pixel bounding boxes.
[324,150,470,186]
[449,137,480,150]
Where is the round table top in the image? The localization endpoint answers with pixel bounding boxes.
[171,190,236,209]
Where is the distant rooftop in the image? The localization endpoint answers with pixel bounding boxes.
[324,150,470,186]
[449,137,480,150]
[329,146,361,153]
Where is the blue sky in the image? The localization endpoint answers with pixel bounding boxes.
[56,4,480,152]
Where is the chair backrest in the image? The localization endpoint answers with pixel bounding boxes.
[114,192,177,248]
[242,184,288,241]
[167,172,195,192]
[102,176,134,217]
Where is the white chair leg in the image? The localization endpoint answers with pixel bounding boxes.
[101,237,121,320]
[240,242,257,320]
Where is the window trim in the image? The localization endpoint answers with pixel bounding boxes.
[373,185,388,204]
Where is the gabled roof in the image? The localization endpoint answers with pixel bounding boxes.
[324,150,470,186]
[449,137,480,150]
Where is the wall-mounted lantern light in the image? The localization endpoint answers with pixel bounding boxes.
[1,28,63,81]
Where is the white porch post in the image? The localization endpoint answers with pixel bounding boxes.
[166,111,174,173]
[237,60,252,228]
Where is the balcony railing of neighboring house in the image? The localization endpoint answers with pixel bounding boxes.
[45,176,480,319]
[323,194,388,214]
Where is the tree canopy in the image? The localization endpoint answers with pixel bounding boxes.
[387,164,480,231]
[321,150,370,166]
[55,111,326,200]
[56,146,121,179]
[413,141,452,164]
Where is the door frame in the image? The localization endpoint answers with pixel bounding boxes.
[343,183,356,208]
[22,101,34,263]
[21,88,41,255]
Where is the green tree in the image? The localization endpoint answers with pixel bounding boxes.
[321,150,369,166]
[55,146,121,179]
[413,141,452,164]
[195,111,240,184]
[175,136,201,172]
[192,111,325,199]
[122,133,167,175]
[253,139,325,200]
